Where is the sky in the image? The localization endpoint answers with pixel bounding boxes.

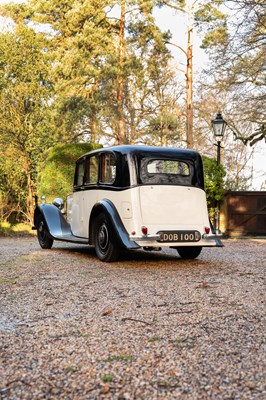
[0,0,265,190]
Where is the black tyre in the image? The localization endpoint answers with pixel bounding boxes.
[94,213,120,262]
[176,246,202,259]
[36,215,54,249]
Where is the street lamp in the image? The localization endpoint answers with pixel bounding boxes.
[211,112,226,165]
[211,112,226,233]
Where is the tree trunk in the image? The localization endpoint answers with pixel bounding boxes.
[90,109,98,143]
[24,158,35,224]
[186,0,194,149]
[117,0,127,144]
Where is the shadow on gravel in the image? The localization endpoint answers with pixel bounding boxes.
[50,243,209,268]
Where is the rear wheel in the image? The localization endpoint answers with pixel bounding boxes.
[36,215,54,249]
[176,246,202,259]
[94,213,120,262]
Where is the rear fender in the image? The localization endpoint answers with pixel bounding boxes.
[89,199,139,250]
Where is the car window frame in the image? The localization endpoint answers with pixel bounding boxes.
[99,152,117,186]
[74,158,86,188]
[138,156,194,186]
[84,154,99,186]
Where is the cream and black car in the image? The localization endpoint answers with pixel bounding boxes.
[33,145,223,262]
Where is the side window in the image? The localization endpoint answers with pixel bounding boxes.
[85,156,98,185]
[75,160,85,186]
[100,153,116,184]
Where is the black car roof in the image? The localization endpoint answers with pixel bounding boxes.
[75,145,204,189]
[77,145,201,162]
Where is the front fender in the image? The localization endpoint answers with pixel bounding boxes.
[34,203,88,244]
[34,203,71,238]
[89,199,140,250]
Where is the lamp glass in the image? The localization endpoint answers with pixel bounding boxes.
[211,113,226,141]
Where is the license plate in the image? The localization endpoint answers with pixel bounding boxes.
[157,230,201,243]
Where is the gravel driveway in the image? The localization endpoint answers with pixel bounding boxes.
[0,237,265,399]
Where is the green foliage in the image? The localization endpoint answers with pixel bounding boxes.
[201,24,228,49]
[0,24,54,222]
[104,354,132,362]
[38,143,101,202]
[102,374,113,383]
[146,113,180,146]
[202,155,226,218]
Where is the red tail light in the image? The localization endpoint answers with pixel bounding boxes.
[204,226,210,234]
[142,226,148,235]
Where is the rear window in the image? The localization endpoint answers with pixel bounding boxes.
[140,158,192,185]
[147,160,190,176]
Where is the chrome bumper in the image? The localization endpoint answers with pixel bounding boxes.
[130,232,223,243]
[129,234,161,242]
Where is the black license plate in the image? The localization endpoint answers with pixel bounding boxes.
[157,230,201,243]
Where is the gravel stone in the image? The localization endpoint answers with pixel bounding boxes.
[0,237,265,399]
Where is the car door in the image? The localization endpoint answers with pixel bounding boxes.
[71,155,99,238]
[70,158,86,237]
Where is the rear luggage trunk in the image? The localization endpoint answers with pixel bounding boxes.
[139,185,206,227]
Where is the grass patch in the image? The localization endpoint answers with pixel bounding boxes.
[104,354,132,362]
[149,335,160,342]
[0,222,35,237]
[102,374,113,383]
[0,277,20,284]
[66,366,76,372]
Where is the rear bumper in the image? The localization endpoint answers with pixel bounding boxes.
[129,232,223,247]
[129,234,161,242]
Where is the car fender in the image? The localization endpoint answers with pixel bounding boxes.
[34,203,74,240]
[89,199,140,250]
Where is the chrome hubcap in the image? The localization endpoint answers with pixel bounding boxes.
[98,224,108,251]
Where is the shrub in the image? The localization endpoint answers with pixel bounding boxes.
[202,155,226,221]
[37,142,101,202]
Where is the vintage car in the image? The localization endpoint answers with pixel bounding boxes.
[33,145,223,262]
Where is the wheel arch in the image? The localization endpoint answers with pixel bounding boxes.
[89,199,139,250]
[33,203,69,240]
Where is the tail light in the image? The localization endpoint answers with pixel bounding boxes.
[142,226,148,235]
[204,226,210,234]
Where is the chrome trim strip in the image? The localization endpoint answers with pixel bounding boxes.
[202,233,224,240]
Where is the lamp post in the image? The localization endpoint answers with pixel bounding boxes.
[211,112,226,233]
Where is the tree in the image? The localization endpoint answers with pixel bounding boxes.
[193,89,254,191]
[26,0,116,142]
[101,0,178,144]
[141,61,183,146]
[0,24,54,222]
[0,0,184,223]
[159,0,227,148]
[201,0,266,145]
[116,6,181,145]
[11,0,177,146]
